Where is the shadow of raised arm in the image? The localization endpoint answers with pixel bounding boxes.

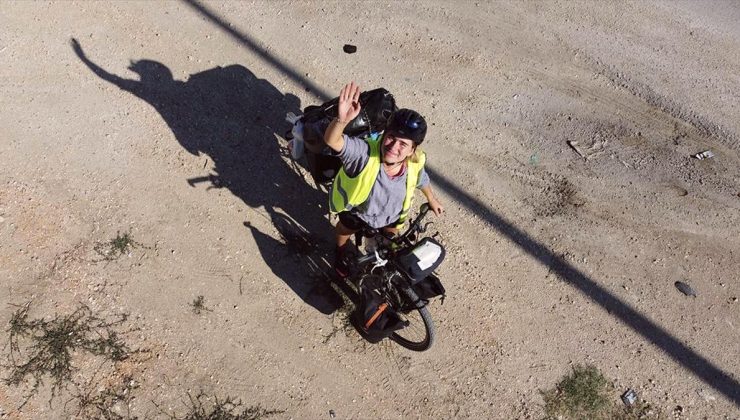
[71,38,138,93]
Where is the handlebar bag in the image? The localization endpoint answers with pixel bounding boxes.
[352,285,408,343]
[397,237,446,283]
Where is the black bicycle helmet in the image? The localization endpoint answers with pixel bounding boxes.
[385,109,427,145]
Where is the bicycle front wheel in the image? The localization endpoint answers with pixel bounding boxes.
[391,285,435,351]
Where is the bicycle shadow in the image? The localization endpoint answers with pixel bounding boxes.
[71,38,343,314]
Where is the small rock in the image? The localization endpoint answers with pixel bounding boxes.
[343,44,357,54]
[675,281,697,297]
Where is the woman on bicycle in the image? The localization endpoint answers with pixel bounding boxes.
[324,81,444,277]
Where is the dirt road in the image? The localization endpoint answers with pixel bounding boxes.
[1,1,738,418]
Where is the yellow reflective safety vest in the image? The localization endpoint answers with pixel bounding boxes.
[330,135,426,228]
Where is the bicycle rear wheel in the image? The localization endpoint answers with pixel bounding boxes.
[391,285,435,351]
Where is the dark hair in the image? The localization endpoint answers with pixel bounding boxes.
[385,109,427,145]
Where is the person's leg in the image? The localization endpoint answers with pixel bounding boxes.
[382,219,401,239]
[382,226,399,237]
[335,220,356,250]
[334,213,360,278]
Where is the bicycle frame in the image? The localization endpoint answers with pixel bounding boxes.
[352,204,432,275]
[349,203,434,300]
[345,204,439,351]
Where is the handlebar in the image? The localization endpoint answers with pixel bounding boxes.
[390,203,432,246]
[354,203,433,268]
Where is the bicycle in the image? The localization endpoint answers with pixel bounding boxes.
[342,203,446,352]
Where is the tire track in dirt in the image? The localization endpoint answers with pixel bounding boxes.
[519,58,739,221]
[415,353,494,417]
[457,143,587,220]
[321,330,445,417]
[573,50,740,151]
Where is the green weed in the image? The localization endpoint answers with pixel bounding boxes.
[94,231,143,261]
[543,364,611,419]
[161,391,283,420]
[190,296,212,315]
[68,374,139,420]
[542,364,664,420]
[4,303,132,403]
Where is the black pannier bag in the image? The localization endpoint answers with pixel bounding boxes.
[412,273,446,306]
[300,88,397,184]
[352,283,408,343]
[396,237,446,283]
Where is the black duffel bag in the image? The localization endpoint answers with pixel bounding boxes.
[302,87,397,138]
[300,88,397,184]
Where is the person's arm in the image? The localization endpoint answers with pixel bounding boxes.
[324,82,361,152]
[324,119,349,153]
[420,184,444,216]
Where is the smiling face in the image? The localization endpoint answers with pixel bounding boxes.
[381,133,416,164]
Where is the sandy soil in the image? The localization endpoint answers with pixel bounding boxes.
[1,1,738,418]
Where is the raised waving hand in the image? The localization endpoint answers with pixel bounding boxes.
[324,82,361,152]
[337,81,361,123]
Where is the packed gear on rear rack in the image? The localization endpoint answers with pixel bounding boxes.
[285,88,397,186]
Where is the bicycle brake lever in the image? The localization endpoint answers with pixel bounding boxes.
[419,221,434,234]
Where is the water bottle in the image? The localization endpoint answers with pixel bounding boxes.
[285,112,305,159]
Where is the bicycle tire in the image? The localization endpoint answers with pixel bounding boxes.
[391,285,435,351]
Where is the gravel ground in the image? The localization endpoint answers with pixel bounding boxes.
[1,1,738,418]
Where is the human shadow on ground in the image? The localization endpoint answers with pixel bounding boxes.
[71,38,343,315]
